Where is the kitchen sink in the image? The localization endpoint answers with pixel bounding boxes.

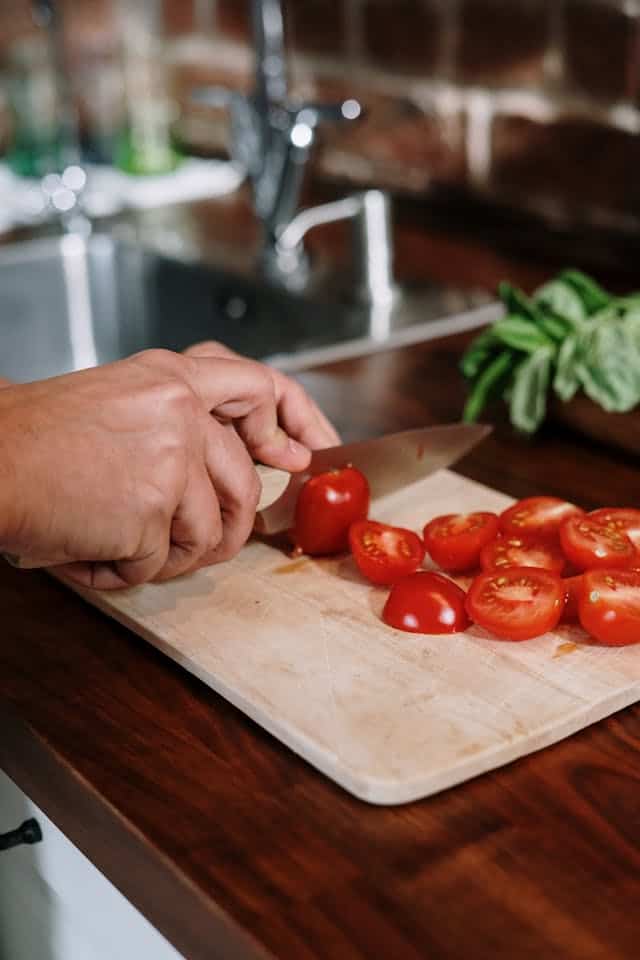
[0,232,496,383]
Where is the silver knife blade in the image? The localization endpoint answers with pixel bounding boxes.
[255,421,491,535]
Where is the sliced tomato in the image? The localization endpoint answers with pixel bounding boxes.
[349,520,425,585]
[579,569,640,646]
[423,511,499,573]
[589,508,640,552]
[480,536,566,575]
[559,516,635,571]
[499,496,584,540]
[293,466,369,556]
[382,572,469,634]
[561,575,584,623]
[466,566,564,641]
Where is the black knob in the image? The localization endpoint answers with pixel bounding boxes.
[0,818,43,851]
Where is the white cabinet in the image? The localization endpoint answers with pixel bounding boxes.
[0,769,185,960]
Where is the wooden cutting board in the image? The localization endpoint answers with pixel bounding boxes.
[67,469,640,805]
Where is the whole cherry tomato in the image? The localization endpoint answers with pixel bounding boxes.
[579,569,640,646]
[382,571,469,634]
[499,496,584,540]
[423,511,499,573]
[293,466,369,556]
[349,520,424,585]
[480,536,566,575]
[559,516,635,571]
[466,566,564,641]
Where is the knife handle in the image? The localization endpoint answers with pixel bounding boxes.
[3,465,292,572]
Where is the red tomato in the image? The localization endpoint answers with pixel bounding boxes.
[499,496,584,540]
[382,571,469,634]
[559,516,635,571]
[293,466,369,556]
[349,520,425,586]
[466,566,564,641]
[423,512,499,573]
[589,508,640,551]
[561,575,584,623]
[579,569,640,646]
[480,536,566,575]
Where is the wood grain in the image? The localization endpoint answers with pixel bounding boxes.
[2,329,640,959]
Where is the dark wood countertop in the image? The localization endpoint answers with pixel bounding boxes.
[2,240,640,959]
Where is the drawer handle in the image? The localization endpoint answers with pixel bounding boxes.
[0,818,43,851]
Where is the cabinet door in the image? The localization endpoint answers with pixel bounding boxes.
[0,769,185,960]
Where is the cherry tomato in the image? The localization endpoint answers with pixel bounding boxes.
[382,571,469,634]
[423,512,499,573]
[579,569,640,646]
[466,566,564,641]
[499,496,584,540]
[293,466,369,556]
[349,520,425,586]
[589,508,640,551]
[480,536,565,575]
[559,515,635,571]
[561,575,584,623]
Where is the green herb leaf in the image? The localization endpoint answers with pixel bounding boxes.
[498,282,541,323]
[463,350,515,423]
[552,333,582,402]
[559,269,611,314]
[491,315,554,353]
[533,279,586,325]
[460,326,497,379]
[509,348,554,434]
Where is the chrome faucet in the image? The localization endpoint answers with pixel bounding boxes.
[195,0,395,303]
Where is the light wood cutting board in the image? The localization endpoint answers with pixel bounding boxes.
[66,469,640,805]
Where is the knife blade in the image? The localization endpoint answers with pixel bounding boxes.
[254,421,491,536]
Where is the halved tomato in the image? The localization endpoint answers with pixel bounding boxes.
[349,520,425,585]
[466,566,564,641]
[480,536,565,575]
[499,496,584,540]
[589,508,640,552]
[423,512,499,573]
[293,466,369,556]
[561,575,584,623]
[579,569,640,646]
[382,571,469,634]
[559,516,635,571]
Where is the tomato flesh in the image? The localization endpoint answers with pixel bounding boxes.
[349,520,425,585]
[579,569,640,646]
[480,536,565,575]
[499,496,584,540]
[382,572,469,634]
[559,515,635,571]
[466,566,564,641]
[589,508,640,552]
[293,466,369,556]
[561,575,584,623]
[423,511,499,573]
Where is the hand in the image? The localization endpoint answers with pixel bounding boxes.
[0,348,335,589]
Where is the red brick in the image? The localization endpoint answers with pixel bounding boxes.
[361,0,445,75]
[284,0,349,57]
[456,0,551,86]
[563,0,640,102]
[490,114,640,217]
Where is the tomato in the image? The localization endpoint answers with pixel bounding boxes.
[578,569,640,646]
[293,466,369,556]
[423,512,499,573]
[561,575,584,623]
[559,515,635,571]
[349,520,425,586]
[499,496,584,540]
[589,508,640,552]
[480,536,566,575]
[382,571,469,634]
[466,566,564,641]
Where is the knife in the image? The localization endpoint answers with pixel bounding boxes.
[4,422,490,568]
[254,421,491,535]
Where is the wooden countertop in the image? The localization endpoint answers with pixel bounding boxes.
[2,262,640,959]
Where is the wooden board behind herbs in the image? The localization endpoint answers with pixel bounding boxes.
[461,270,640,442]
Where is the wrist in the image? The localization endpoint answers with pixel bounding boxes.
[0,394,28,554]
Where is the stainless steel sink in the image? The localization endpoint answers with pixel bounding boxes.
[0,232,496,383]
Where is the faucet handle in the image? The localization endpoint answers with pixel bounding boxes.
[287,99,362,142]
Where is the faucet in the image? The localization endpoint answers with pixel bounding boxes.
[194,0,395,303]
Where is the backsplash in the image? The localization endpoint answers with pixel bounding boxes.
[169,0,640,234]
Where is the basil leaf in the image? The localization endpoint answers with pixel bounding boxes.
[533,279,586,324]
[577,323,640,412]
[498,282,541,323]
[491,315,554,353]
[536,308,572,342]
[509,348,553,434]
[553,333,582,402]
[460,326,497,379]
[463,350,515,423]
[559,269,611,314]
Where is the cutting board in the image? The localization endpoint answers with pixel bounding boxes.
[67,469,640,805]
